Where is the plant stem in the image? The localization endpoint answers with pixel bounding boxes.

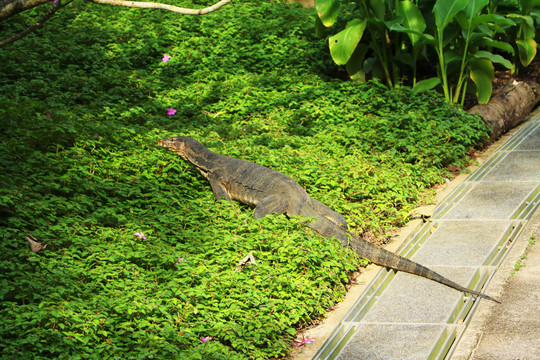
[437,29,451,102]
[453,12,474,103]
[460,79,468,107]
[369,27,394,88]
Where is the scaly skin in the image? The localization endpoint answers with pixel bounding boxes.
[159,136,499,303]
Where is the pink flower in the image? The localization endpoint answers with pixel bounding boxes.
[201,336,213,343]
[167,108,177,116]
[52,0,58,3]
[134,232,146,240]
[162,54,171,63]
[293,336,315,347]
[175,257,184,264]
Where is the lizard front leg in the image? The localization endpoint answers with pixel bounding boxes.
[207,172,232,201]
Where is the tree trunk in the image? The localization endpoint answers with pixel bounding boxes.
[468,80,540,140]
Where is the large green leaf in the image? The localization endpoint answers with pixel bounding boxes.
[469,58,494,104]
[433,0,469,30]
[443,50,462,65]
[474,50,513,70]
[521,21,537,40]
[315,15,326,39]
[346,44,369,81]
[370,0,386,21]
[517,38,537,66]
[507,14,535,28]
[522,0,540,14]
[465,0,489,17]
[316,0,341,28]
[456,0,489,37]
[472,14,515,28]
[412,77,441,92]
[396,0,426,46]
[478,39,515,55]
[329,19,368,65]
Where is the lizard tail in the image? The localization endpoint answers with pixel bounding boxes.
[349,236,500,303]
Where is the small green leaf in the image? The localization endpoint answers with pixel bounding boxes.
[421,33,437,44]
[329,19,368,65]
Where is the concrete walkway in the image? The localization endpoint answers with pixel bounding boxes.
[451,206,540,360]
[305,113,540,360]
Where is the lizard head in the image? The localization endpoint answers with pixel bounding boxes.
[158,136,207,163]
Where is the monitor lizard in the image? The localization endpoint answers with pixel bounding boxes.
[159,136,499,302]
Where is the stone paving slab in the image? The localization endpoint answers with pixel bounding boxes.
[482,151,540,181]
[515,125,540,150]
[336,324,446,360]
[359,267,476,324]
[412,221,512,266]
[442,182,537,220]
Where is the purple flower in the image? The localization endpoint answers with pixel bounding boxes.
[167,108,177,116]
[134,232,146,240]
[201,336,213,343]
[293,336,315,347]
[175,257,184,264]
[162,54,171,63]
[94,133,100,137]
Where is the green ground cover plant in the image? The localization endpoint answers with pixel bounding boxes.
[0,1,489,358]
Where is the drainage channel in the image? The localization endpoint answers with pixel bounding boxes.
[313,114,540,360]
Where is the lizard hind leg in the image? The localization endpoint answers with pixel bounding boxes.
[253,194,290,220]
[309,198,348,229]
